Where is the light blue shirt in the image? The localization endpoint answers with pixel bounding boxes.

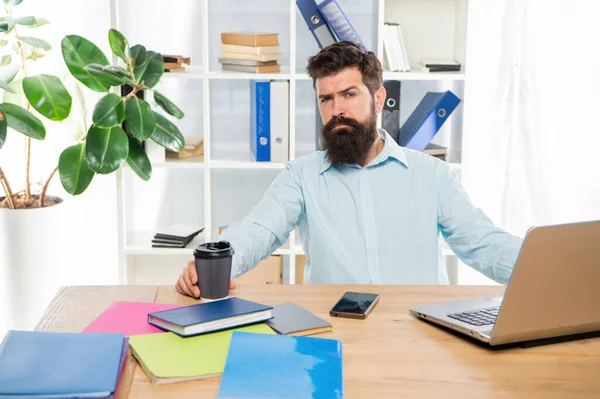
[221,130,523,285]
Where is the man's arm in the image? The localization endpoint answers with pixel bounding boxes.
[436,161,523,284]
[219,164,305,278]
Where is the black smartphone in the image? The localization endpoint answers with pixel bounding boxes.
[329,291,380,319]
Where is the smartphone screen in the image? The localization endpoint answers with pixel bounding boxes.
[331,292,379,315]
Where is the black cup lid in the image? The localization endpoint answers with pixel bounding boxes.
[193,241,235,258]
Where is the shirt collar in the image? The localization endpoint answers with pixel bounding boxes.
[320,129,409,174]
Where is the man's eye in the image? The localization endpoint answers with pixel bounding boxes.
[320,97,331,103]
[345,92,356,98]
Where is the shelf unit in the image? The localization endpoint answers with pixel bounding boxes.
[113,0,469,285]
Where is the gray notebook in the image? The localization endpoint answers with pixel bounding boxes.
[266,302,333,336]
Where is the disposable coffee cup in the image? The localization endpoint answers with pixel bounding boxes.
[193,241,235,301]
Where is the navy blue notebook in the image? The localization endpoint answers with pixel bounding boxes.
[0,330,125,398]
[218,331,344,399]
[148,297,273,337]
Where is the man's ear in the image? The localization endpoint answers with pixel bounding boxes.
[374,86,386,113]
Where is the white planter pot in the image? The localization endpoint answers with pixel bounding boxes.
[0,196,67,332]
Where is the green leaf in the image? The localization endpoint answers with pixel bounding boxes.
[137,51,163,88]
[17,36,51,51]
[85,125,129,174]
[3,78,24,104]
[0,81,15,93]
[84,64,126,87]
[0,19,16,33]
[108,28,128,63]
[151,111,184,152]
[0,64,18,92]
[92,93,124,127]
[1,55,12,66]
[0,109,6,149]
[61,35,110,93]
[126,136,151,181]
[125,96,156,141]
[0,40,8,47]
[59,143,95,195]
[153,90,184,119]
[4,0,24,6]
[15,16,35,25]
[23,74,72,122]
[104,65,130,78]
[0,102,45,139]
[130,44,147,83]
[0,64,18,84]
[29,18,49,28]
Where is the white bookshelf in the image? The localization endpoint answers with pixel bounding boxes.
[113,0,470,285]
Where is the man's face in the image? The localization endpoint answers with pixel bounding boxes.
[316,67,385,165]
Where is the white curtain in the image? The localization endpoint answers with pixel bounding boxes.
[463,0,600,240]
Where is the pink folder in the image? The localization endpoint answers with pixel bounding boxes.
[83,301,182,336]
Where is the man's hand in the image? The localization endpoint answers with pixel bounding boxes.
[176,260,237,298]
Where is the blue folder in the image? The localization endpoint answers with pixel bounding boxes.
[315,0,366,50]
[218,332,344,399]
[250,80,271,162]
[0,330,125,399]
[398,91,461,151]
[296,0,337,49]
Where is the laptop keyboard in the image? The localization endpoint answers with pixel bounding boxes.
[447,306,499,326]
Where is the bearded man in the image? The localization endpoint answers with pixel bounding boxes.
[175,41,523,298]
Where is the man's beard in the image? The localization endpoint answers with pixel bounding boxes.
[322,109,378,166]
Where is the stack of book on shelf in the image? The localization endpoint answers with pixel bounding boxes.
[166,136,204,160]
[161,54,190,72]
[382,23,410,72]
[424,143,448,161]
[418,59,462,73]
[152,225,204,248]
[219,32,282,74]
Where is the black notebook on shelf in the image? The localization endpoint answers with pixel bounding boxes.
[152,225,204,248]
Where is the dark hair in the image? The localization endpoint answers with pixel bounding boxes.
[306,41,383,96]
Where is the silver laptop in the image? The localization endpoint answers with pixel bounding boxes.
[409,220,600,346]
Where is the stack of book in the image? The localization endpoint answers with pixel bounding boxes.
[161,54,191,72]
[424,143,448,161]
[418,59,461,73]
[166,136,204,160]
[382,23,410,72]
[151,225,204,248]
[219,32,282,74]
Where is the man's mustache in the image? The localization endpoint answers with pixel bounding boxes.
[323,116,362,132]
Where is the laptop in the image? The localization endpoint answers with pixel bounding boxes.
[409,220,600,346]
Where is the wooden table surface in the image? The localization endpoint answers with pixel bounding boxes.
[36,284,600,399]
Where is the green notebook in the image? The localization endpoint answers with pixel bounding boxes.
[129,323,275,385]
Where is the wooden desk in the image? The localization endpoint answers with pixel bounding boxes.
[36,285,600,399]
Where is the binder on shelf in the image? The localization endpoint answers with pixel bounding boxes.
[315,0,366,50]
[296,0,337,50]
[383,80,401,144]
[250,80,271,162]
[398,91,461,152]
[269,81,289,162]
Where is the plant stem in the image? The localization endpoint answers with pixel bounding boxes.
[18,32,33,202]
[123,85,142,103]
[0,166,16,209]
[24,137,31,200]
[39,165,57,208]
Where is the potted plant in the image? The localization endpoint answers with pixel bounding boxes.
[0,0,185,330]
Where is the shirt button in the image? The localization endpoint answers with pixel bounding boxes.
[367,230,372,236]
[371,265,376,270]
[364,196,370,203]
